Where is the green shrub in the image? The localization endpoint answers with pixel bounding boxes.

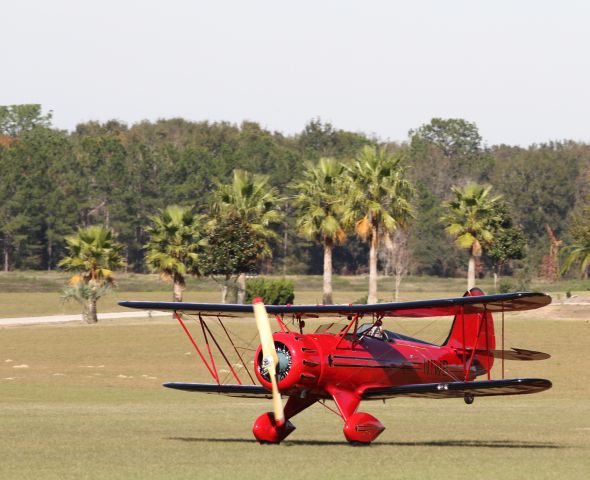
[352,294,368,304]
[245,278,295,305]
[498,280,514,293]
[514,266,531,291]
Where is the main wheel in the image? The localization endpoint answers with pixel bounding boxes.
[252,412,295,443]
[343,412,385,444]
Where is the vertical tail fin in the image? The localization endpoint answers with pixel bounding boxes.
[443,288,496,372]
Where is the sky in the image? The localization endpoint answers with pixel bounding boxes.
[2,0,589,146]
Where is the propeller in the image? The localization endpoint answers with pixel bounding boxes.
[253,296,285,427]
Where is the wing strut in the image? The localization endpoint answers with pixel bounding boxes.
[199,315,220,383]
[216,317,255,384]
[461,306,467,379]
[173,311,246,385]
[501,303,505,379]
[174,311,219,383]
[484,305,491,380]
[200,314,243,384]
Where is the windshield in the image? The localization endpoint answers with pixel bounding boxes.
[314,322,348,334]
[316,321,436,346]
[356,322,435,345]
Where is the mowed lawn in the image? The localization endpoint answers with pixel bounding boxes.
[2,271,585,318]
[1,310,589,479]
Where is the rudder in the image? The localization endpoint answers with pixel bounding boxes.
[443,288,496,371]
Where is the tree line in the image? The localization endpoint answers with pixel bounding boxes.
[1,105,589,292]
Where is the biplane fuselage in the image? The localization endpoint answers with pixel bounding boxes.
[120,289,552,445]
[258,331,480,399]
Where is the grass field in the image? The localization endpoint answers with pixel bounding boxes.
[1,271,588,318]
[1,302,589,480]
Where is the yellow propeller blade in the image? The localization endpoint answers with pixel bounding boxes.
[253,297,284,426]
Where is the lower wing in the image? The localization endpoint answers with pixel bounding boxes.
[163,382,272,399]
[361,378,552,400]
[163,378,552,400]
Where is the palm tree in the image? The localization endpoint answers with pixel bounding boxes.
[560,201,590,279]
[344,146,414,304]
[293,158,347,304]
[561,242,590,279]
[441,183,502,290]
[145,205,205,302]
[59,225,125,323]
[211,170,283,302]
[212,169,283,251]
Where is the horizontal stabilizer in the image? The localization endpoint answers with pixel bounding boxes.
[487,348,551,361]
[456,348,551,361]
[163,382,272,399]
[361,378,552,400]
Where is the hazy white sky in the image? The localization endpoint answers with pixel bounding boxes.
[2,0,589,146]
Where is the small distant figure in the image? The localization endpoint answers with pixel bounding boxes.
[368,319,387,340]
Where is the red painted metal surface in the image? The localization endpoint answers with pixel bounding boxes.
[246,307,496,443]
[253,327,484,401]
[252,413,295,443]
[251,290,494,402]
[343,412,385,444]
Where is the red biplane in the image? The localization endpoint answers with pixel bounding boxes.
[119,288,552,444]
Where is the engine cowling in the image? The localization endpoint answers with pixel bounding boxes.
[254,332,321,394]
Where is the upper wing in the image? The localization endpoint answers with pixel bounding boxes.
[119,291,551,318]
[361,378,552,400]
[163,382,273,399]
